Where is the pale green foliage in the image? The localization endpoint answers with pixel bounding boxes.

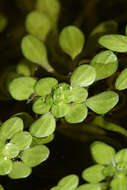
[34,77,58,96]
[90,50,118,81]
[70,64,96,87]
[71,87,88,103]
[32,97,51,114]
[82,164,105,183]
[0,159,12,175]
[36,0,60,26]
[86,91,119,114]
[8,76,37,101]
[0,184,4,190]
[30,113,56,137]
[51,103,69,118]
[8,161,32,179]
[25,11,51,41]
[115,68,127,90]
[3,143,19,159]
[59,26,85,60]
[65,103,88,123]
[90,141,116,164]
[111,176,127,190]
[21,145,50,167]
[115,149,127,163]
[31,133,54,145]
[76,184,101,190]
[99,34,127,52]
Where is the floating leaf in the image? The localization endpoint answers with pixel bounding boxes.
[21,35,54,72]
[21,145,50,167]
[26,11,51,41]
[32,133,54,146]
[8,161,32,179]
[115,149,127,163]
[36,0,60,26]
[99,34,127,52]
[30,113,56,138]
[51,103,69,118]
[0,184,4,190]
[59,26,85,60]
[0,117,23,139]
[102,165,115,177]
[0,159,12,175]
[111,176,127,190]
[58,174,79,190]
[115,68,127,90]
[65,103,88,123]
[10,131,32,150]
[76,184,101,190]
[3,143,19,159]
[34,77,58,97]
[90,50,118,81]
[82,164,105,183]
[16,59,32,76]
[86,91,119,114]
[71,86,88,103]
[8,77,36,101]
[70,65,96,87]
[32,97,51,114]
[90,141,116,165]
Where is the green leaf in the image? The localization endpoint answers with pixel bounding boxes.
[58,174,79,190]
[21,145,50,167]
[102,165,115,177]
[115,149,127,163]
[32,97,51,114]
[3,143,19,159]
[25,11,51,41]
[16,59,32,76]
[86,91,119,114]
[90,50,118,81]
[10,131,32,150]
[36,0,60,26]
[115,68,127,90]
[82,164,105,183]
[8,161,32,179]
[30,113,56,138]
[53,87,73,104]
[76,184,101,190]
[70,65,96,87]
[111,176,127,190]
[65,103,88,123]
[0,159,12,175]
[71,86,88,103]
[99,34,127,52]
[35,77,58,97]
[90,141,116,165]
[59,25,85,60]
[21,35,54,72]
[8,77,37,101]
[51,103,69,118]
[0,117,23,139]
[32,133,54,145]
[0,184,4,190]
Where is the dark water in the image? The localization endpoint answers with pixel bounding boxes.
[0,0,127,189]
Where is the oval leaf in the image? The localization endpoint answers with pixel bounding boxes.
[59,25,85,60]
[90,50,118,81]
[99,34,127,52]
[10,131,32,150]
[70,65,96,87]
[25,11,51,41]
[58,174,79,190]
[34,77,58,96]
[90,141,116,165]
[0,159,12,175]
[0,117,23,139]
[65,103,88,123]
[71,86,88,103]
[30,113,56,138]
[115,149,127,163]
[8,161,32,179]
[115,68,127,90]
[86,91,119,114]
[82,164,105,183]
[21,145,50,167]
[32,97,51,114]
[8,77,36,101]
[76,184,101,190]
[3,143,19,159]
[111,176,127,190]
[51,103,69,118]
